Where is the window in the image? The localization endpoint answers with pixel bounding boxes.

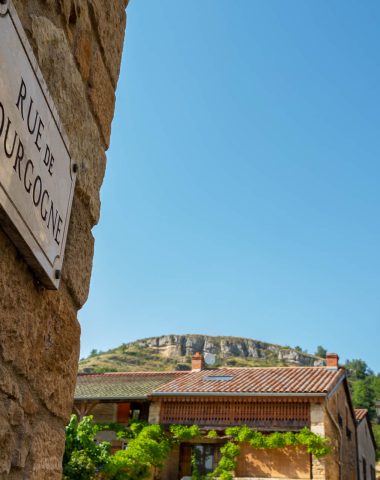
[346,426,352,440]
[204,375,234,381]
[131,409,140,420]
[179,443,221,477]
[192,444,220,476]
[338,413,343,427]
[362,457,367,480]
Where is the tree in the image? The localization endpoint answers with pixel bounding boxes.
[372,425,380,461]
[344,359,379,421]
[369,374,380,401]
[63,415,111,480]
[351,379,376,418]
[315,346,327,358]
[345,359,372,380]
[63,416,172,480]
[104,424,171,480]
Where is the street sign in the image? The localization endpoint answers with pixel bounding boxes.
[0,1,77,289]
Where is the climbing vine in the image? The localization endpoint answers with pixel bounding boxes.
[203,425,331,480]
[180,426,331,480]
[225,425,331,457]
[64,416,330,480]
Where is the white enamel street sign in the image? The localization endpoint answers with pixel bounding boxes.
[0,1,77,289]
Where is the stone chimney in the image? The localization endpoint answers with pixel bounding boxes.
[192,352,205,371]
[326,353,339,370]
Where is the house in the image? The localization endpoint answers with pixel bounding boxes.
[354,409,376,480]
[74,353,377,479]
[148,352,371,479]
[74,371,190,449]
[74,371,189,422]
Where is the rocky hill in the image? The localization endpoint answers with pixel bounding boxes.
[79,334,325,373]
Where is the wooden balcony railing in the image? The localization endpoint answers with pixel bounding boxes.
[160,397,310,430]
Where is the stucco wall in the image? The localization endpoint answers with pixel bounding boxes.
[235,444,311,479]
[0,1,127,478]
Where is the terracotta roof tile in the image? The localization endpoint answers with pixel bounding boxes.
[75,371,190,400]
[152,367,345,396]
[354,408,368,423]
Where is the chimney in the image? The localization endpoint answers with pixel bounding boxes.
[192,352,205,371]
[326,353,339,370]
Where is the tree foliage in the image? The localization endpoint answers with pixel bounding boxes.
[315,346,327,358]
[345,359,373,380]
[63,415,111,480]
[103,424,172,480]
[372,425,380,461]
[345,358,380,420]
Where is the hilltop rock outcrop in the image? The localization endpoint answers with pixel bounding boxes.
[132,334,324,367]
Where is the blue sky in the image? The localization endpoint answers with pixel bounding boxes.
[79,1,380,371]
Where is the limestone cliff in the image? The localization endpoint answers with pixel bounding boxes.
[79,334,325,373]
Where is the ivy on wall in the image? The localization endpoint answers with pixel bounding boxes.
[185,425,330,480]
[63,416,330,480]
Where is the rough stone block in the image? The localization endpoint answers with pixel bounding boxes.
[0,363,21,403]
[310,403,324,424]
[148,402,161,424]
[89,43,116,147]
[88,0,126,86]
[29,421,65,480]
[0,399,14,475]
[30,14,106,223]
[62,196,95,308]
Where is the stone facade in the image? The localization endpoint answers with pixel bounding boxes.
[0,0,127,478]
[324,383,358,480]
[356,416,376,480]
[149,394,362,479]
[148,401,161,425]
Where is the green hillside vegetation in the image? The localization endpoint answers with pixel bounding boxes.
[78,334,323,374]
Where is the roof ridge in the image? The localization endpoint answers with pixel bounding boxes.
[78,370,190,377]
[200,366,334,371]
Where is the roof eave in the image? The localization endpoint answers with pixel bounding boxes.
[150,391,327,398]
[74,396,149,402]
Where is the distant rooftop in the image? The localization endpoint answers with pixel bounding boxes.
[354,408,368,423]
[75,371,190,401]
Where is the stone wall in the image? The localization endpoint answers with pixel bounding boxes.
[0,0,128,478]
[324,383,358,480]
[357,417,376,480]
